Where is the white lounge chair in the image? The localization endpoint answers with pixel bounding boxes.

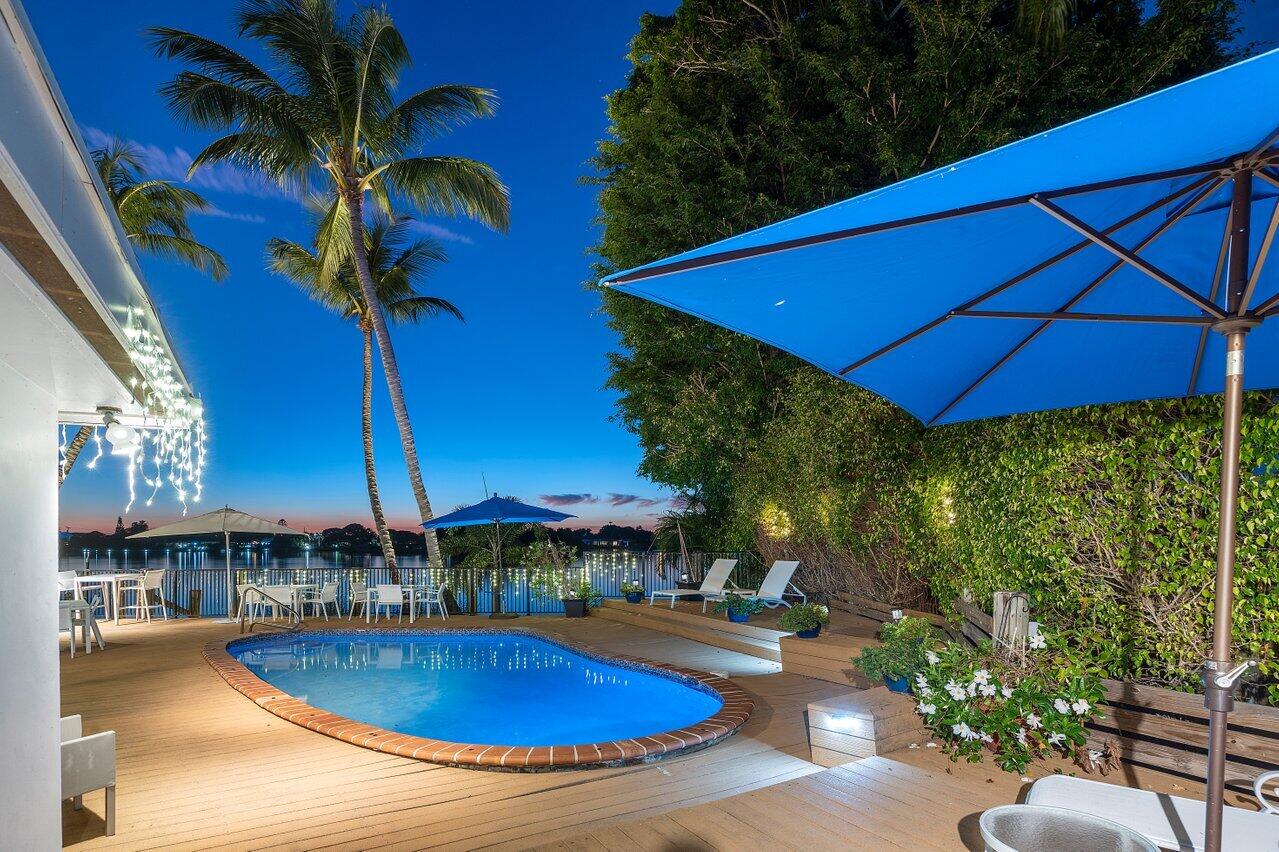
[1026,772,1279,852]
[703,559,805,612]
[61,714,115,837]
[649,558,743,609]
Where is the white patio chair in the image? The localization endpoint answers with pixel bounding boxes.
[370,584,405,623]
[347,581,367,620]
[649,559,744,609]
[118,569,168,622]
[417,583,448,620]
[703,559,804,612]
[1026,771,1279,852]
[61,714,115,837]
[58,570,80,600]
[59,601,89,657]
[300,582,339,620]
[259,585,296,620]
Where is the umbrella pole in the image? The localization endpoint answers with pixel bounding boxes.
[225,531,233,621]
[1205,171,1257,852]
[1204,329,1246,852]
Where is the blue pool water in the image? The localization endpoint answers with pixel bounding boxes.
[231,631,724,746]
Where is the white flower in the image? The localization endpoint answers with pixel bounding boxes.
[925,650,940,665]
[1088,750,1103,763]
[918,684,934,699]
[1071,699,1091,716]
[1053,698,1070,714]
[966,681,979,698]
[979,684,997,698]
[1029,633,1047,650]
[945,680,967,700]
[1020,776,1032,783]
[1047,732,1066,746]
[972,669,990,686]
[915,673,929,688]
[978,731,993,743]
[1025,713,1042,729]
[816,605,829,617]
[1015,728,1028,746]
[953,722,974,739]
[1001,685,1014,699]
[925,742,938,748]
[918,703,937,716]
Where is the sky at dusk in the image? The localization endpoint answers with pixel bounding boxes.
[38,1,1278,534]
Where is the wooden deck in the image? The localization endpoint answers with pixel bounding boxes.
[59,615,1224,850]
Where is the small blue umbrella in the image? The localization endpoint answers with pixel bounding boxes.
[423,496,574,615]
[603,49,1279,850]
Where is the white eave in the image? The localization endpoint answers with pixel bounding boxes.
[0,0,197,422]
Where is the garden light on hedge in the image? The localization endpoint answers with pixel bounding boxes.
[603,48,1279,852]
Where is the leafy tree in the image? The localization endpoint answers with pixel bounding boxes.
[148,0,509,565]
[269,211,458,580]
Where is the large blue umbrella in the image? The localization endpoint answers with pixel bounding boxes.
[423,496,574,615]
[602,48,1279,850]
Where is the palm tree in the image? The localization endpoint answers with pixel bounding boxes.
[60,140,229,488]
[269,212,457,578]
[91,138,228,280]
[148,0,509,565]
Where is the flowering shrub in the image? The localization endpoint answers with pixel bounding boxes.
[778,602,830,632]
[912,634,1105,773]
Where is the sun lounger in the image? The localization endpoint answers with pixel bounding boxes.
[702,559,805,612]
[649,558,743,608]
[1026,772,1279,852]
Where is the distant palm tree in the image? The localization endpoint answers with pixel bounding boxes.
[92,138,228,280]
[149,0,509,565]
[269,212,457,577]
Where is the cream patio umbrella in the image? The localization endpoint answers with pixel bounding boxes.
[129,508,310,622]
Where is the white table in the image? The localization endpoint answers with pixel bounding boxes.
[246,584,316,619]
[73,573,141,626]
[365,586,435,624]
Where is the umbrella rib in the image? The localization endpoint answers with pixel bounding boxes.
[606,157,1234,287]
[929,177,1225,424]
[1188,209,1235,397]
[1030,196,1226,319]
[951,310,1213,324]
[1239,193,1279,313]
[837,173,1218,376]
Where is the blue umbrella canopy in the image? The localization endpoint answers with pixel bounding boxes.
[422,495,574,529]
[603,48,1279,426]
[603,49,1279,852]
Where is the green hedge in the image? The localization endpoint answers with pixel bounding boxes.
[734,370,1279,700]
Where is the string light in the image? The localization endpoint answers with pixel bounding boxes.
[117,305,207,515]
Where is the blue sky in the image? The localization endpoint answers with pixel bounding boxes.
[40,1,1277,533]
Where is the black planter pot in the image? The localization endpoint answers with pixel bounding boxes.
[563,598,589,618]
[624,591,644,604]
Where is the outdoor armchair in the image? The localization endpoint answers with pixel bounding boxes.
[61,714,115,837]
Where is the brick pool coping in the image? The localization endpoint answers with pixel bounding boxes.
[202,626,754,771]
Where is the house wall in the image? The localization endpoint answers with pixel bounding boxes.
[0,360,59,849]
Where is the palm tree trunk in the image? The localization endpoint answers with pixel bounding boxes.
[342,188,443,566]
[361,322,399,580]
[59,425,94,487]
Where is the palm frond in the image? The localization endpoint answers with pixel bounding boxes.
[384,85,497,145]
[375,156,510,232]
[128,232,229,281]
[385,295,463,324]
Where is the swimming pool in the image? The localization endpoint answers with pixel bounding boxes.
[210,629,751,769]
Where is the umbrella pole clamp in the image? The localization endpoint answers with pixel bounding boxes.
[1202,660,1258,712]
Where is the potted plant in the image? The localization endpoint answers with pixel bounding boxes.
[911,633,1106,774]
[714,592,764,623]
[620,580,645,604]
[562,577,602,618]
[778,602,830,638]
[851,615,937,693]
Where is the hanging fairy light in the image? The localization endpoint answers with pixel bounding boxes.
[106,305,207,515]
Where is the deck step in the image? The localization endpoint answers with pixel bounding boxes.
[593,600,784,661]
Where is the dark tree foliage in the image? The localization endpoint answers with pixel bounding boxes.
[594,0,1238,547]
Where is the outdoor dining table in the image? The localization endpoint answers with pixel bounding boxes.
[364,585,436,624]
[73,572,141,626]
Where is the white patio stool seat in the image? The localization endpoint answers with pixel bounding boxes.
[117,569,168,622]
[1026,772,1279,852]
[61,714,116,836]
